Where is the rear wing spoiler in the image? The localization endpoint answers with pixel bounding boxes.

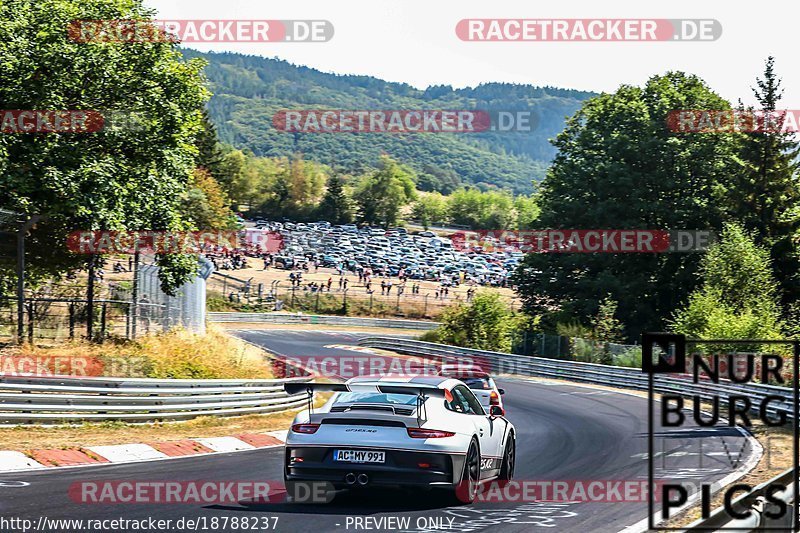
[285,381,447,424]
[284,382,447,398]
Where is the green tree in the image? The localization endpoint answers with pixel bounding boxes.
[354,156,416,227]
[411,192,448,229]
[0,0,209,292]
[447,188,518,229]
[726,57,800,305]
[181,169,236,230]
[513,73,741,339]
[316,174,353,224]
[591,296,624,343]
[254,155,327,220]
[514,195,540,229]
[438,292,517,352]
[671,223,784,340]
[195,109,226,178]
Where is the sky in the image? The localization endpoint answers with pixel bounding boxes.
[146,0,800,107]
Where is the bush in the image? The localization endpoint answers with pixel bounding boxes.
[437,292,523,352]
[612,346,642,368]
[418,329,442,343]
[672,223,785,343]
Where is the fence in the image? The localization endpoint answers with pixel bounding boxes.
[207,271,252,298]
[0,374,311,425]
[137,262,207,334]
[0,259,209,343]
[512,331,641,365]
[207,283,520,320]
[0,296,172,343]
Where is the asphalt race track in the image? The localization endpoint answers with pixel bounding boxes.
[0,330,759,533]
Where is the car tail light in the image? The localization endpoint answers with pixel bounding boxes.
[291,423,320,434]
[407,428,455,438]
[490,391,500,405]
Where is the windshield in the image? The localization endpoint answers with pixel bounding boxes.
[333,392,419,406]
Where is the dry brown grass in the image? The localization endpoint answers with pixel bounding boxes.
[0,325,274,379]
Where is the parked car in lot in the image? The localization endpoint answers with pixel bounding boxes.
[254,220,514,286]
[273,255,294,269]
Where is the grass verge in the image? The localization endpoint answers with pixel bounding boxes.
[0,325,274,379]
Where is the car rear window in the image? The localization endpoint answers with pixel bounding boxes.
[459,377,492,389]
[334,392,418,405]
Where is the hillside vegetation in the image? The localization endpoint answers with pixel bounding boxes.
[186,49,594,193]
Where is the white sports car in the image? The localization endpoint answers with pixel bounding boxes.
[283,375,515,503]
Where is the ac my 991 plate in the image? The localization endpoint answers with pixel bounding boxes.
[333,449,385,463]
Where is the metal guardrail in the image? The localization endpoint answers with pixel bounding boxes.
[209,312,438,330]
[0,374,311,424]
[357,337,796,420]
[358,336,799,532]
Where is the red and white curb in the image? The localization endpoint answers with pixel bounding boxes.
[0,430,288,473]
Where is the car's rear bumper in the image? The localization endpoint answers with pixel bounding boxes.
[284,446,464,488]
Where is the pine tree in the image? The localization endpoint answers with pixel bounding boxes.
[728,57,800,304]
[317,175,353,224]
[195,109,226,177]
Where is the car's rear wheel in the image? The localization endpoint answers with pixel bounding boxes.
[451,439,480,504]
[498,435,515,481]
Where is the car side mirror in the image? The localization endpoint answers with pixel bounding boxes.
[489,405,505,417]
[498,388,505,395]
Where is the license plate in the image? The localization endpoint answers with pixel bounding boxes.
[333,449,386,463]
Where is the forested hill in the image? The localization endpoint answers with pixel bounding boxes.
[185,49,596,193]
